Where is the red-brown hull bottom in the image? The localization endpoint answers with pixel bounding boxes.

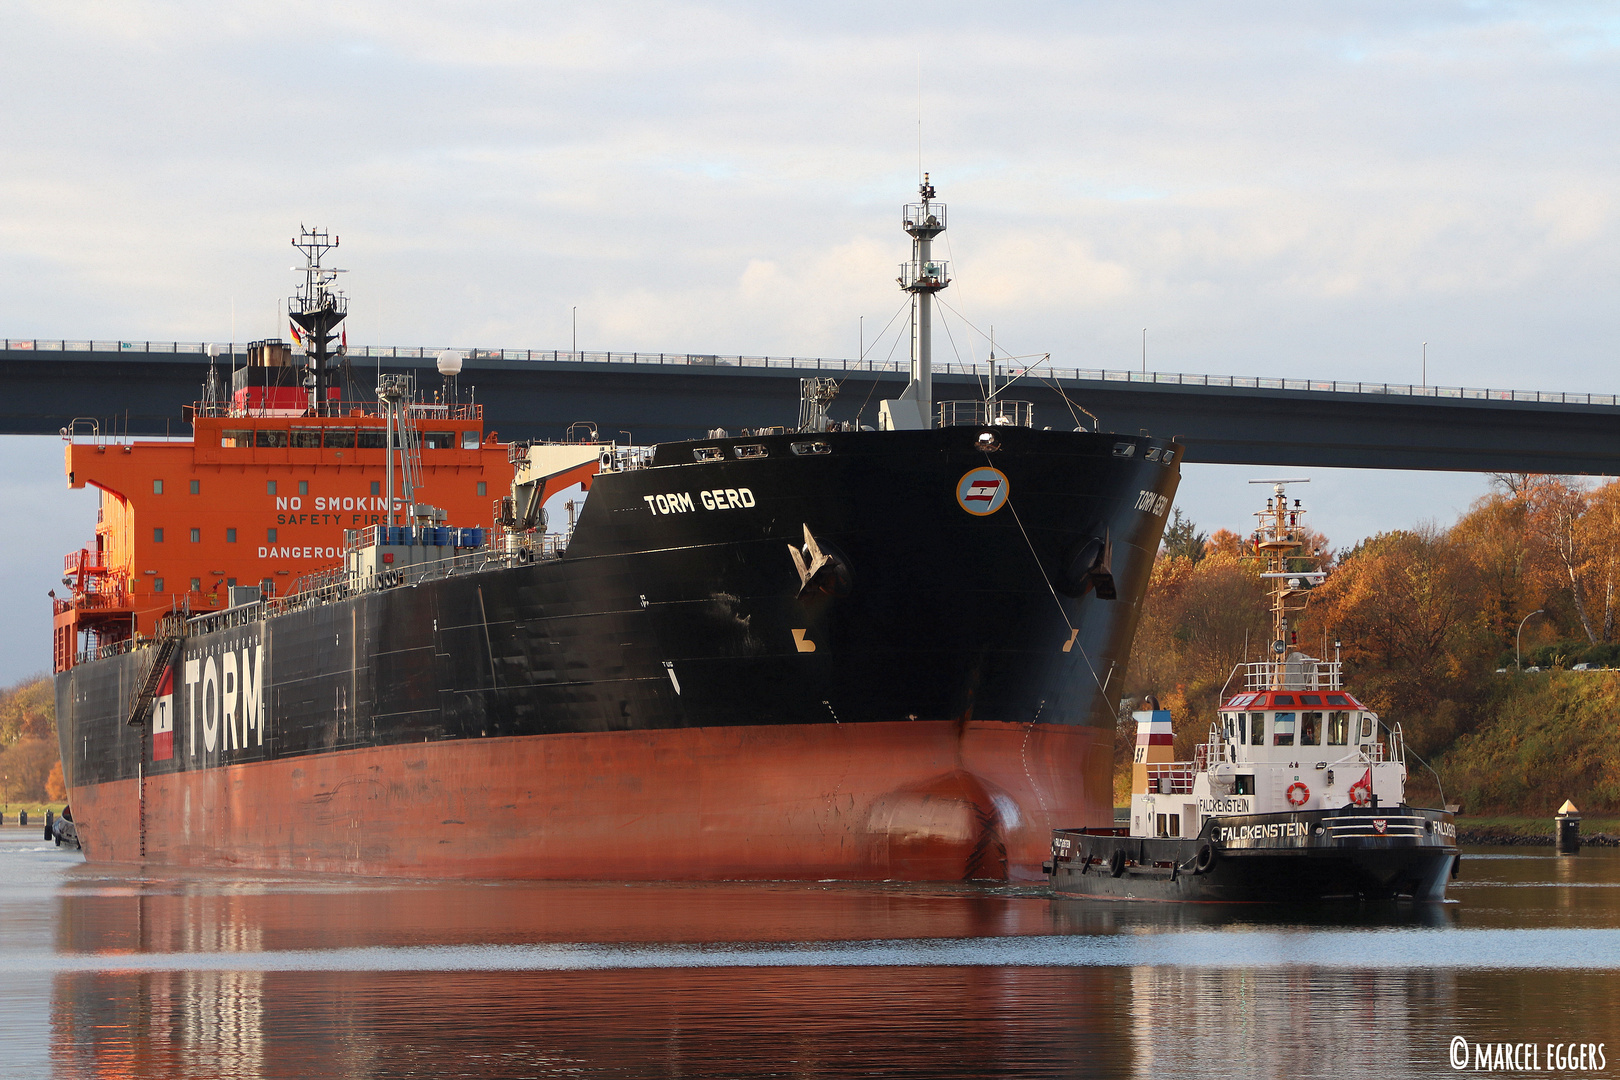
[68,720,1110,881]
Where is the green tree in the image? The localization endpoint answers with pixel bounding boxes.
[1161,508,1208,564]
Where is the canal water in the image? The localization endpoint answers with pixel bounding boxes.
[2,828,1617,1078]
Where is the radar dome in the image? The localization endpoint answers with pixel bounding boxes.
[436,349,463,376]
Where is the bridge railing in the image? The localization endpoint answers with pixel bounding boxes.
[5,338,1617,408]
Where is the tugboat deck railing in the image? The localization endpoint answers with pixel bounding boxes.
[1240,658,1344,691]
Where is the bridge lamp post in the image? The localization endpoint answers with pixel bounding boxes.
[1516,609,1545,671]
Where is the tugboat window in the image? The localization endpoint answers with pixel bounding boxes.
[1168,814,1181,838]
[1237,714,1247,744]
[1250,713,1265,745]
[1300,711,1322,746]
[1234,774,1254,795]
[1273,711,1296,746]
[1327,711,1350,745]
[1361,714,1375,740]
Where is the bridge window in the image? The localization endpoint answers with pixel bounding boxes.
[190,480,199,494]
[291,428,321,449]
[1238,713,1247,744]
[1300,711,1322,746]
[1273,711,1296,746]
[1327,694,1350,706]
[462,431,480,449]
[326,430,356,449]
[153,479,164,494]
[1361,714,1375,741]
[423,431,455,450]
[1300,694,1322,706]
[256,430,288,448]
[153,528,164,543]
[1250,713,1264,745]
[223,430,251,448]
[358,431,388,449]
[1327,711,1350,745]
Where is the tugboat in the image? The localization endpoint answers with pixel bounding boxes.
[1046,480,1459,901]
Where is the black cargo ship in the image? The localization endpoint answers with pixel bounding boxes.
[55,183,1182,880]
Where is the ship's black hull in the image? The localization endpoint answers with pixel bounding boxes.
[1049,808,1459,902]
[56,425,1180,879]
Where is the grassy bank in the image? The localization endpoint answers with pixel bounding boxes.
[1438,671,1620,815]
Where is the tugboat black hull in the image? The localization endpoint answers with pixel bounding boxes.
[1048,808,1459,903]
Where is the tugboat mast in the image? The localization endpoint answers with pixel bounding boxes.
[288,227,348,414]
[881,174,950,429]
[1249,479,1325,689]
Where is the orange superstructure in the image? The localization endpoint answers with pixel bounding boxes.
[54,402,514,671]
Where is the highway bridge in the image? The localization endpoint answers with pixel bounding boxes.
[3,338,1617,474]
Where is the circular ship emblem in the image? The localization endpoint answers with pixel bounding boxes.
[956,467,1010,516]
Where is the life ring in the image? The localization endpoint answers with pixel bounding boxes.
[1348,783,1372,807]
[1194,843,1217,874]
[1285,781,1311,807]
[1109,848,1127,878]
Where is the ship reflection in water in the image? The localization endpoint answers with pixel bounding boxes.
[7,838,1620,1079]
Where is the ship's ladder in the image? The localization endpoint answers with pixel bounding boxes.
[126,625,184,727]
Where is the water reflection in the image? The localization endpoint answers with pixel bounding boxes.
[7,838,1620,1079]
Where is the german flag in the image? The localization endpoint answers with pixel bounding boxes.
[289,322,303,346]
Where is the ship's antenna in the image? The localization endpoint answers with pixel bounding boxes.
[882,174,948,430]
[289,227,348,415]
[1247,479,1324,688]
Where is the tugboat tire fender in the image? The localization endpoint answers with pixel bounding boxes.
[1109,848,1127,878]
[1194,843,1217,874]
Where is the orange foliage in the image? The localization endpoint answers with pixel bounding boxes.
[45,760,66,802]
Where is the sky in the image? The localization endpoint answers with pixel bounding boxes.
[1,2,1617,682]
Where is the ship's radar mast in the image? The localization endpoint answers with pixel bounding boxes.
[880,173,950,430]
[289,227,348,413]
[1248,478,1326,688]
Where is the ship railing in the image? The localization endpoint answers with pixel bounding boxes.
[1145,762,1196,795]
[1240,658,1343,691]
[14,338,1620,408]
[936,400,1035,428]
[189,400,484,422]
[174,533,575,639]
